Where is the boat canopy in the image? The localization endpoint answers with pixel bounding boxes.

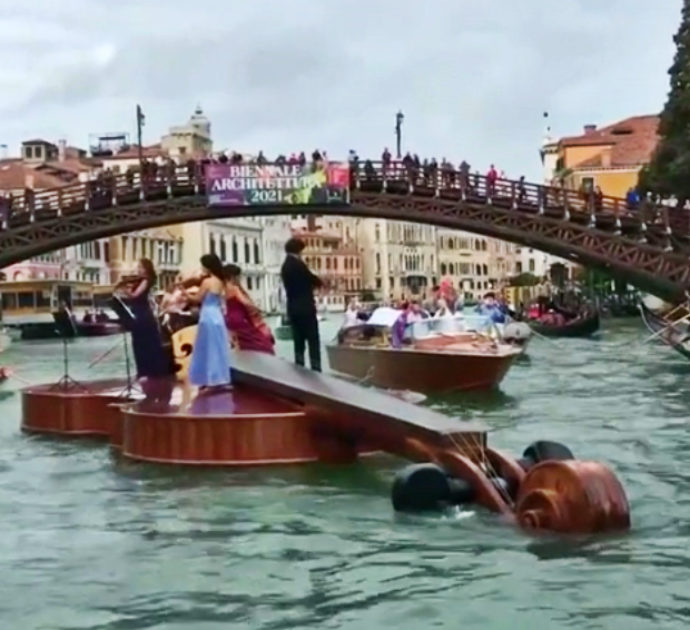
[367,307,403,328]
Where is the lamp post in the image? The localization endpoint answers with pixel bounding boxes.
[395,111,404,159]
[136,104,145,170]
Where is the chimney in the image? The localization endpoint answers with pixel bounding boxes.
[58,139,67,162]
[601,146,612,168]
[583,124,597,135]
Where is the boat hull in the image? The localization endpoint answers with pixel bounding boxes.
[326,344,517,393]
[639,301,690,360]
[528,312,600,338]
[76,322,123,337]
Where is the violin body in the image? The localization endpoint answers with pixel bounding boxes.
[170,325,198,381]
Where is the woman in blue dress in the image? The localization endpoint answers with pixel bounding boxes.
[184,253,232,392]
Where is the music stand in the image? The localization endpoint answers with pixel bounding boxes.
[109,295,141,398]
[50,307,83,391]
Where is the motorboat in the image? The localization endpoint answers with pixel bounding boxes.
[327,308,521,393]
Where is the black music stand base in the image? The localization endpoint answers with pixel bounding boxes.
[117,333,142,399]
[50,336,85,392]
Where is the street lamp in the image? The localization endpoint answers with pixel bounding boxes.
[136,104,145,170]
[395,111,404,159]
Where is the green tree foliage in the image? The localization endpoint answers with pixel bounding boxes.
[642,0,690,205]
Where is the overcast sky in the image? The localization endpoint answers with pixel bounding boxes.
[0,0,681,179]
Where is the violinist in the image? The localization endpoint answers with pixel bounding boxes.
[223,264,275,354]
[159,274,201,334]
[115,258,170,380]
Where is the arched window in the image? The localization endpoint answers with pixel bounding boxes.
[254,240,260,264]
[209,235,215,255]
[232,238,238,262]
[483,264,488,275]
[244,240,250,263]
[440,263,447,275]
[476,264,482,275]
[220,237,227,261]
[482,240,487,251]
[449,263,454,275]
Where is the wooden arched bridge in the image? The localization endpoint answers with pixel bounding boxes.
[1,162,689,301]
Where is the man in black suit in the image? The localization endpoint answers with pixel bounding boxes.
[280,237,323,371]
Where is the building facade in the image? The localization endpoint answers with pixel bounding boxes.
[292,229,362,299]
[109,229,183,290]
[357,219,438,301]
[436,229,519,301]
[552,114,659,198]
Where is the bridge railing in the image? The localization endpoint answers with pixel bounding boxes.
[0,160,678,243]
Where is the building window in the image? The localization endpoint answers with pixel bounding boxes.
[440,263,447,275]
[529,259,535,273]
[220,237,227,261]
[247,276,253,290]
[483,264,488,275]
[25,146,33,159]
[449,263,454,275]
[232,238,238,262]
[376,278,382,289]
[254,240,260,264]
[244,240,250,263]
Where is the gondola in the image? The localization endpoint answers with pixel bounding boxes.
[527,310,600,338]
[639,301,690,359]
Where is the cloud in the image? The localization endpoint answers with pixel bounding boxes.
[0,0,682,179]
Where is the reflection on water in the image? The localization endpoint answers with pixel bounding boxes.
[0,319,690,628]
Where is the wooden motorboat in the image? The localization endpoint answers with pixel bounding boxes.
[527,310,600,338]
[639,300,690,359]
[327,314,521,393]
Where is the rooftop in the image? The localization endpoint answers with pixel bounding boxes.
[0,160,74,191]
[560,115,660,169]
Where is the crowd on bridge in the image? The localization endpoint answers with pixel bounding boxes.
[0,144,672,231]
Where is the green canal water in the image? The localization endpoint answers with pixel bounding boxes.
[0,318,689,629]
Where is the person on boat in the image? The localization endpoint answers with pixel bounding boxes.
[438,277,457,313]
[527,303,541,319]
[280,237,323,372]
[223,263,275,354]
[539,309,566,326]
[116,258,171,380]
[342,299,360,329]
[433,298,454,319]
[475,293,506,324]
[391,301,425,348]
[184,254,232,393]
[83,310,93,324]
